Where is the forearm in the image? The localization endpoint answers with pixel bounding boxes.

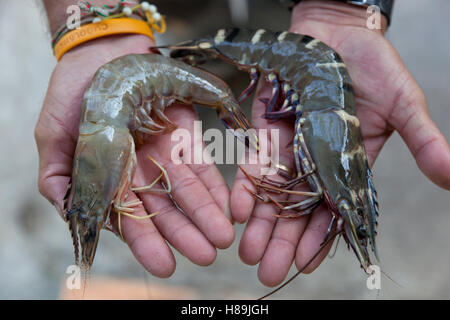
[43,0,138,34]
[291,0,388,34]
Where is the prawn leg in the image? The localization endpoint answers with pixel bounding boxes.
[238,67,259,103]
[115,156,171,240]
[280,83,294,109]
[240,165,320,202]
[322,211,337,244]
[131,156,172,194]
[242,184,321,218]
[259,170,310,190]
[240,166,318,197]
[264,95,298,120]
[137,106,166,132]
[259,73,280,114]
[294,116,317,174]
[153,97,177,129]
[266,194,320,212]
[275,202,321,218]
[116,208,160,241]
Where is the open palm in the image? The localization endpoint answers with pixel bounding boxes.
[35,34,234,277]
[231,2,450,287]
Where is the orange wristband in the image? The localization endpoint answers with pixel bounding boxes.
[53,18,154,61]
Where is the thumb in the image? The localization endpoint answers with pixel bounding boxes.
[390,85,450,190]
[35,111,75,217]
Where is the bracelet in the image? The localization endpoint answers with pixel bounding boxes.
[54,18,154,60]
[52,1,166,61]
[280,0,394,26]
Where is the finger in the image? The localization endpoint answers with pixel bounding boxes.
[390,91,450,189]
[295,205,335,274]
[151,202,218,266]
[231,164,259,223]
[137,187,218,267]
[238,201,279,265]
[35,113,76,216]
[231,82,294,223]
[251,81,292,132]
[117,192,176,278]
[257,214,310,287]
[167,103,232,220]
[231,148,292,223]
[237,79,299,264]
[238,165,297,265]
[154,103,233,222]
[188,162,232,222]
[38,176,70,217]
[165,161,235,249]
[138,104,235,249]
[136,140,235,251]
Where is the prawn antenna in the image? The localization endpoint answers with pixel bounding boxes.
[258,230,341,300]
[381,268,402,288]
[328,234,341,258]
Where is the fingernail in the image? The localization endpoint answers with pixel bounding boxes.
[53,200,65,220]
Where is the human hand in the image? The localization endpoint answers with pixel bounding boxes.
[231,0,450,287]
[35,34,234,277]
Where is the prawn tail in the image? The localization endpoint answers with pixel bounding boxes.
[64,178,79,267]
[67,215,79,267]
[366,163,380,261]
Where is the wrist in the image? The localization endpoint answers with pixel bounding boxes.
[60,33,154,63]
[292,0,388,34]
[44,0,137,35]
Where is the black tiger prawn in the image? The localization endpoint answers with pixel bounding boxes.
[156,28,381,284]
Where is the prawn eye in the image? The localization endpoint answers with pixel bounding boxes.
[66,203,82,217]
[174,52,204,67]
[356,224,368,239]
[187,55,200,66]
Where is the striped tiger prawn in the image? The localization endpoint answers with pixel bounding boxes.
[158,28,381,296]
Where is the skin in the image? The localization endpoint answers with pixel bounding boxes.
[231,0,450,287]
[37,0,450,287]
[37,0,234,277]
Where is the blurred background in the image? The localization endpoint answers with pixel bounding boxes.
[0,0,449,299]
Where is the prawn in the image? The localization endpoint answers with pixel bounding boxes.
[63,53,258,270]
[159,28,380,295]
